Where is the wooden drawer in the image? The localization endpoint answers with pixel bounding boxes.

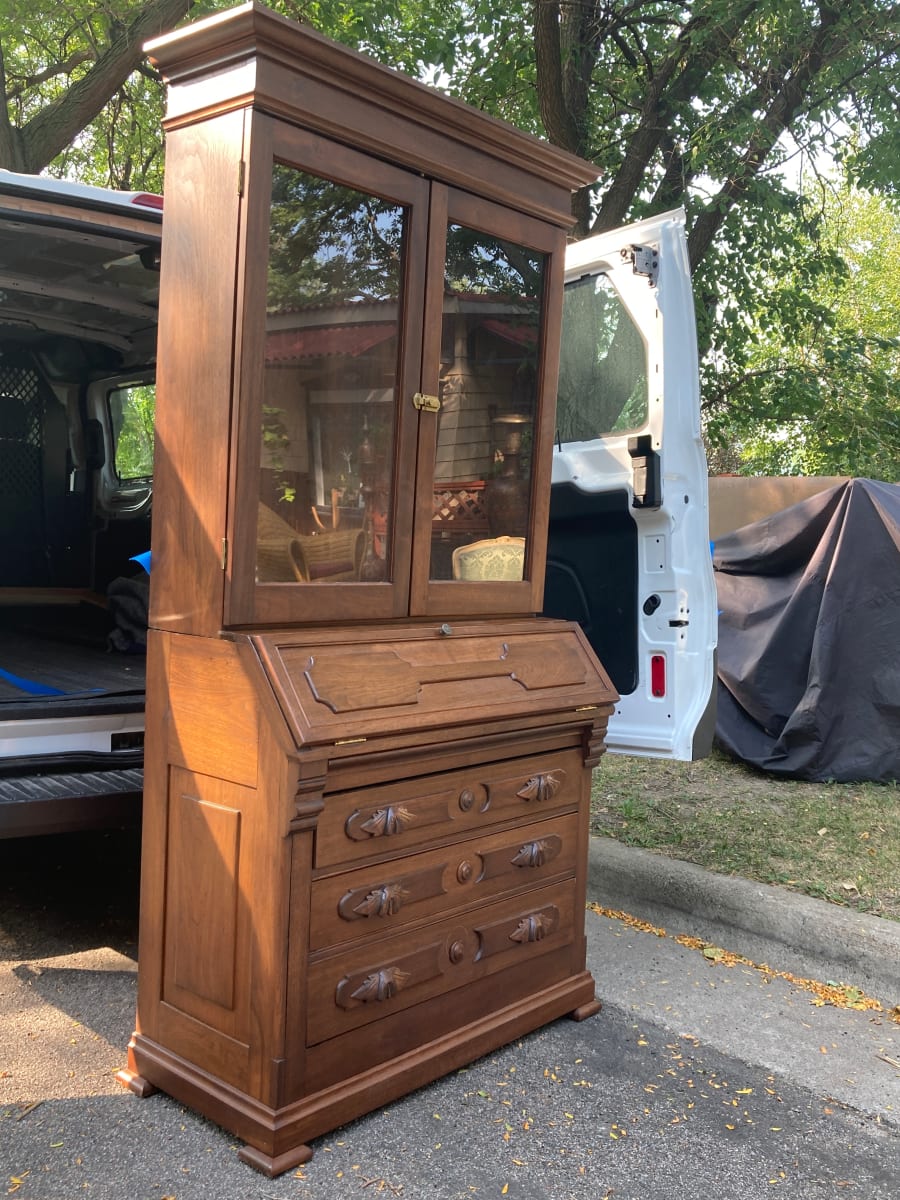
[306,879,577,1046]
[309,811,579,951]
[315,747,581,869]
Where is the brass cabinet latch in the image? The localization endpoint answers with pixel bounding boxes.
[413,392,440,413]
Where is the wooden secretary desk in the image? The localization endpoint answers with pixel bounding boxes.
[119,1,617,1176]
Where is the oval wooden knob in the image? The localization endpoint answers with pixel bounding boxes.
[459,788,475,812]
[457,861,473,883]
[449,941,466,964]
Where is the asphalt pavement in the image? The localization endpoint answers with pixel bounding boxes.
[1,828,898,1200]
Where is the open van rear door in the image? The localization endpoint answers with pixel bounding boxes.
[546,208,717,759]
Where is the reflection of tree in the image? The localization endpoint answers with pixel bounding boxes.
[444,225,543,301]
[556,275,647,440]
[268,167,405,308]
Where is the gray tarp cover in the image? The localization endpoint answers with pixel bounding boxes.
[713,478,900,782]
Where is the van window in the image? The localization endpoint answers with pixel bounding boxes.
[556,272,648,441]
[109,382,155,479]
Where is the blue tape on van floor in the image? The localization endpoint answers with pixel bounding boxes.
[0,667,66,696]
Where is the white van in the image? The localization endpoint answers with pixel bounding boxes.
[0,173,714,836]
[549,210,717,761]
[0,170,161,836]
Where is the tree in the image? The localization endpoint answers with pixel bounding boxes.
[3,2,899,473]
[705,182,900,480]
[0,0,192,184]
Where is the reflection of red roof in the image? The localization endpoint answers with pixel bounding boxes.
[480,319,537,347]
[266,324,395,362]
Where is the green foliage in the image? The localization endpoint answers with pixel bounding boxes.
[111,382,155,478]
[3,1,898,473]
[704,183,900,480]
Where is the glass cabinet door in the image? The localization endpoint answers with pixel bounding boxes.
[410,189,566,616]
[227,122,428,625]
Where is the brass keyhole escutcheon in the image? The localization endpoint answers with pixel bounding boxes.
[457,861,473,884]
[449,940,466,965]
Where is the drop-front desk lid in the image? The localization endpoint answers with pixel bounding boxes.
[247,618,618,750]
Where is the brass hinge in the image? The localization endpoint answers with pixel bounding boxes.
[237,160,246,196]
[576,704,599,712]
[221,537,228,570]
[413,392,440,413]
[335,736,367,746]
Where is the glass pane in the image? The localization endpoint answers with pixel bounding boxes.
[557,273,648,441]
[109,382,155,479]
[257,163,406,585]
[431,224,546,582]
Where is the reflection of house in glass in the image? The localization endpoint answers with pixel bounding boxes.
[262,300,398,535]
[260,293,540,580]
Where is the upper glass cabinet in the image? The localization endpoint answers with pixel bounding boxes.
[226,122,564,626]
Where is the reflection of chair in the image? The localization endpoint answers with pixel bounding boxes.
[256,503,364,583]
[257,502,304,582]
[290,529,364,582]
[451,536,525,581]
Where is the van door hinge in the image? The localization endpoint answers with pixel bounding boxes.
[624,243,659,286]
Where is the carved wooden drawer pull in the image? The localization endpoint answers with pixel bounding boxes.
[516,773,561,803]
[511,836,561,869]
[510,911,553,944]
[349,966,410,1004]
[340,882,409,920]
[358,804,414,838]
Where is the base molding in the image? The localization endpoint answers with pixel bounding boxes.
[121,970,599,1174]
[115,1067,157,1098]
[238,1142,313,1177]
[570,997,602,1022]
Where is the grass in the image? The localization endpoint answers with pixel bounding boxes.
[590,748,900,922]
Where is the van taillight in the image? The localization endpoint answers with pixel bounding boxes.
[132,192,163,210]
[651,654,666,698]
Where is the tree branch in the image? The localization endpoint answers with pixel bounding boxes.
[591,2,758,234]
[686,3,855,269]
[14,0,193,173]
[4,50,96,100]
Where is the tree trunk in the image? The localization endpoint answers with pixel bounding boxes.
[0,0,193,174]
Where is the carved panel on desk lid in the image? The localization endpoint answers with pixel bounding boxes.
[474,904,560,961]
[517,772,562,804]
[337,863,447,922]
[302,638,588,715]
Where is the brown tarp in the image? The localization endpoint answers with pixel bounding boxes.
[713,478,900,782]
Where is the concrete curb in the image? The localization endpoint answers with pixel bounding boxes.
[588,837,900,1007]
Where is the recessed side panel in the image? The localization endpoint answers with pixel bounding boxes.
[162,767,254,1042]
